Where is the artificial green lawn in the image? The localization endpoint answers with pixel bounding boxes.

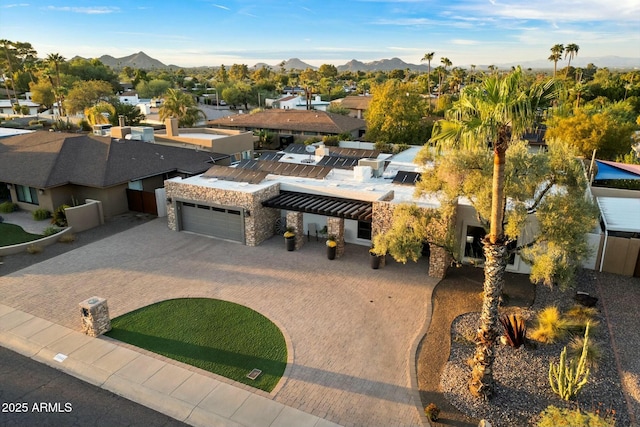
[106,298,287,392]
[0,223,43,246]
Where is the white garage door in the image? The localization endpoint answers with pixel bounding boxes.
[179,202,244,243]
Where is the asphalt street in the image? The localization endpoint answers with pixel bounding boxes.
[0,346,189,427]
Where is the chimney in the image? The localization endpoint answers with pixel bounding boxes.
[165,118,179,137]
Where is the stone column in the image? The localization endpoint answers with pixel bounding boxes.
[428,244,451,280]
[327,217,345,258]
[79,297,111,337]
[286,211,304,250]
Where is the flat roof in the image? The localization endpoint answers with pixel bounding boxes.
[597,197,640,233]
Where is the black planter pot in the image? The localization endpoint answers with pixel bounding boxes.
[327,245,336,260]
[370,252,382,269]
[285,236,295,251]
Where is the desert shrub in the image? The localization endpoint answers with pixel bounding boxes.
[26,244,43,254]
[392,143,410,154]
[0,201,19,213]
[58,233,76,243]
[537,405,615,427]
[424,403,440,422]
[564,305,600,335]
[374,141,392,153]
[78,119,92,131]
[303,136,321,145]
[531,306,567,344]
[51,204,69,227]
[322,135,340,146]
[42,226,60,236]
[568,335,603,370]
[500,313,527,348]
[32,208,51,221]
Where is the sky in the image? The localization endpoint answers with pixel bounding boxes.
[1,0,639,68]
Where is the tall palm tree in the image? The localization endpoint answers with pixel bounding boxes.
[564,43,580,76]
[431,67,556,400]
[159,88,205,127]
[421,52,435,104]
[85,102,115,125]
[549,44,564,77]
[46,53,66,117]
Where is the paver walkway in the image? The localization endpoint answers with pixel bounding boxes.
[0,218,436,427]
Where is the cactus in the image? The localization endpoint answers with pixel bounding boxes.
[549,322,591,400]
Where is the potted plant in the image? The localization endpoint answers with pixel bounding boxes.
[369,246,383,269]
[326,235,337,260]
[284,226,296,251]
[424,403,440,422]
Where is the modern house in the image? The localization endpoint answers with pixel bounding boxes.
[0,100,40,116]
[207,110,367,145]
[0,130,227,218]
[272,95,330,111]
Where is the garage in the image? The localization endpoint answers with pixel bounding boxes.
[178,202,245,243]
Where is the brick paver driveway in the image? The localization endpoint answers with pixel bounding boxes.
[0,219,436,427]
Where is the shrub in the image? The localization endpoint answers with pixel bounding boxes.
[303,136,321,145]
[0,201,18,213]
[32,208,51,221]
[58,233,76,243]
[537,405,615,427]
[424,403,440,422]
[392,143,410,154]
[0,215,3,223]
[564,305,600,335]
[51,204,69,227]
[322,135,340,146]
[531,306,567,344]
[568,335,602,370]
[28,120,39,126]
[43,226,61,236]
[500,313,527,348]
[283,226,295,239]
[26,244,43,254]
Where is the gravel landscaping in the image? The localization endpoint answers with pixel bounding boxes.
[440,269,630,426]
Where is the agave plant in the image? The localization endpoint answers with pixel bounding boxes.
[500,313,527,348]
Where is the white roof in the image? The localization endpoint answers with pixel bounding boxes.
[597,197,640,233]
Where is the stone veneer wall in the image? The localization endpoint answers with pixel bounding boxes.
[327,217,345,257]
[286,211,304,250]
[165,180,280,246]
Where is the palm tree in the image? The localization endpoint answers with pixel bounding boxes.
[549,44,564,77]
[159,88,205,127]
[564,43,580,76]
[431,67,556,400]
[46,53,66,117]
[85,102,115,125]
[421,52,435,106]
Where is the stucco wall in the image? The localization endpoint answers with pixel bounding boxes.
[65,199,104,232]
[165,179,280,246]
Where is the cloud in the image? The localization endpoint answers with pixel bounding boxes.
[451,39,480,45]
[45,6,119,14]
[213,4,230,11]
[1,3,29,8]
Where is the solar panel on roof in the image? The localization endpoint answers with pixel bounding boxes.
[392,171,421,185]
[316,156,360,169]
[283,144,309,154]
[259,152,284,161]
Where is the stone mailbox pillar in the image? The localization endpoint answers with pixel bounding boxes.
[79,296,111,337]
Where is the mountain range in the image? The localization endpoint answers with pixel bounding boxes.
[93,51,639,72]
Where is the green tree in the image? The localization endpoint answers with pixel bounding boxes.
[364,79,430,145]
[430,67,565,399]
[229,64,249,81]
[28,78,55,109]
[546,108,637,160]
[158,88,205,127]
[109,100,146,126]
[318,64,338,79]
[46,53,67,117]
[84,101,115,125]
[136,79,171,98]
[65,80,115,115]
[564,43,580,76]
[0,39,21,107]
[216,64,229,84]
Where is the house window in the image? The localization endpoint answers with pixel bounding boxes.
[16,185,39,205]
[357,221,372,240]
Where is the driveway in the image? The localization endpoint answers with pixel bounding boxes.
[0,218,436,427]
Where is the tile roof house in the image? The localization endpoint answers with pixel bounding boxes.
[207,110,367,143]
[331,95,372,119]
[0,131,227,217]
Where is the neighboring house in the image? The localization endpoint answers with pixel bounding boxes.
[118,91,140,106]
[153,118,255,163]
[207,110,367,144]
[272,95,330,111]
[0,100,40,116]
[331,95,372,119]
[0,131,227,218]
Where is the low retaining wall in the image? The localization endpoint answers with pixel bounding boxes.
[0,227,74,256]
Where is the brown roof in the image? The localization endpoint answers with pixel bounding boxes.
[333,96,372,110]
[0,131,226,189]
[207,110,366,134]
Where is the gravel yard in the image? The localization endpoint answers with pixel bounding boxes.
[440,269,635,427]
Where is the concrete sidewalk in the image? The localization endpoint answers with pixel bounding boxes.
[0,303,340,427]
